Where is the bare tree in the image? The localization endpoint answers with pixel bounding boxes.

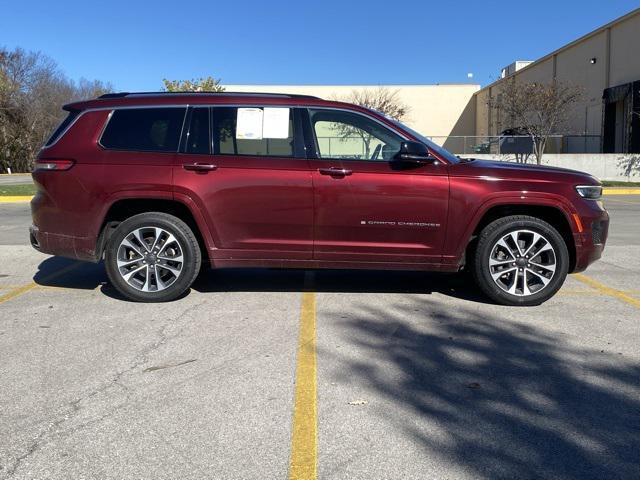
[490,80,583,165]
[0,47,112,173]
[331,87,409,159]
[162,77,225,92]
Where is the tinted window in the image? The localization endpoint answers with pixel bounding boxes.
[100,108,186,152]
[211,107,294,157]
[45,110,80,147]
[309,109,402,161]
[185,108,210,154]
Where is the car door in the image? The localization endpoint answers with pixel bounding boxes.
[173,105,314,260]
[306,108,449,264]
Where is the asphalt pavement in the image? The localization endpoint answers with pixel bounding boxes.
[0,174,32,186]
[0,197,639,480]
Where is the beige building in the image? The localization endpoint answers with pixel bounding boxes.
[226,84,480,151]
[475,8,640,154]
[228,8,640,154]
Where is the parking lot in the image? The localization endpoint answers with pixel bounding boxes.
[1,196,639,480]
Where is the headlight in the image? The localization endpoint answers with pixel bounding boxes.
[575,185,602,199]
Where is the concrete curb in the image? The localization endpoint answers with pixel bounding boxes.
[0,196,32,203]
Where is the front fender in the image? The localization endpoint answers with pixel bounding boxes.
[444,192,579,265]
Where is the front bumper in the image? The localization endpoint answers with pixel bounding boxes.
[572,208,609,273]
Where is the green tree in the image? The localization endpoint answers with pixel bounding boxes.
[162,76,225,92]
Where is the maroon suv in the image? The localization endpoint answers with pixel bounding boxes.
[30,92,609,305]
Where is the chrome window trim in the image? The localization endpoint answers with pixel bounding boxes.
[95,110,115,150]
[43,103,410,152]
[42,111,83,149]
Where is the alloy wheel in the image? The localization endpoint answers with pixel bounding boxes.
[116,227,184,292]
[488,229,557,297]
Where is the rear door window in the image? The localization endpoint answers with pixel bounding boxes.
[100,108,187,152]
[211,107,295,157]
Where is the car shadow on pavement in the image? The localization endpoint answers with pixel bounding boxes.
[33,256,107,290]
[32,257,183,301]
[323,297,640,480]
[193,268,492,303]
[33,256,492,303]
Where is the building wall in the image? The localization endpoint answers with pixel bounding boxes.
[555,30,608,135]
[475,88,490,138]
[225,84,480,146]
[474,9,640,149]
[610,13,640,86]
[459,153,637,182]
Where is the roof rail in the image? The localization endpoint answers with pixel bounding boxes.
[98,91,321,100]
[98,92,130,98]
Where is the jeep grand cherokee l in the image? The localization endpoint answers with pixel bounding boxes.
[30,92,609,305]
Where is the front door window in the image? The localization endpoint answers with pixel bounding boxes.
[309,109,402,161]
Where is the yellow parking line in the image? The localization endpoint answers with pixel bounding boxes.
[288,289,318,480]
[603,188,640,195]
[0,283,39,304]
[0,195,33,203]
[573,273,640,309]
[559,288,640,295]
[0,262,81,305]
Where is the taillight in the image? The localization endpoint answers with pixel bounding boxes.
[33,159,75,171]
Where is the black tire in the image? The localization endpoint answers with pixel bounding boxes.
[105,212,201,302]
[472,215,569,306]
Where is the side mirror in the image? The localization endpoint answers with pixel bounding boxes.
[394,141,437,163]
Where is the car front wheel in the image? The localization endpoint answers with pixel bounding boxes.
[105,212,201,302]
[473,215,569,306]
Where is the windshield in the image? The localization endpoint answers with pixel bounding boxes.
[385,117,460,164]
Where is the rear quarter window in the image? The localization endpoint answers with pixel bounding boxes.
[100,108,187,152]
[45,110,80,147]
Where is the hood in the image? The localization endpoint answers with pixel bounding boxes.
[453,159,600,184]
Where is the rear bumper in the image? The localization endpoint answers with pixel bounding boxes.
[29,225,99,262]
[572,208,609,273]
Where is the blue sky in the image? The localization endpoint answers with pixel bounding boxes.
[1,1,638,91]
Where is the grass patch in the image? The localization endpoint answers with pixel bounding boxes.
[602,180,640,187]
[0,184,36,196]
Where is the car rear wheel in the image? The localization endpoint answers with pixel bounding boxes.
[473,215,569,306]
[105,212,201,302]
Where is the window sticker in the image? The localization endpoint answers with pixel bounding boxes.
[262,107,290,139]
[236,108,263,140]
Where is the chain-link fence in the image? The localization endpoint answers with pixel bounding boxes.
[317,135,602,157]
[425,135,602,155]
